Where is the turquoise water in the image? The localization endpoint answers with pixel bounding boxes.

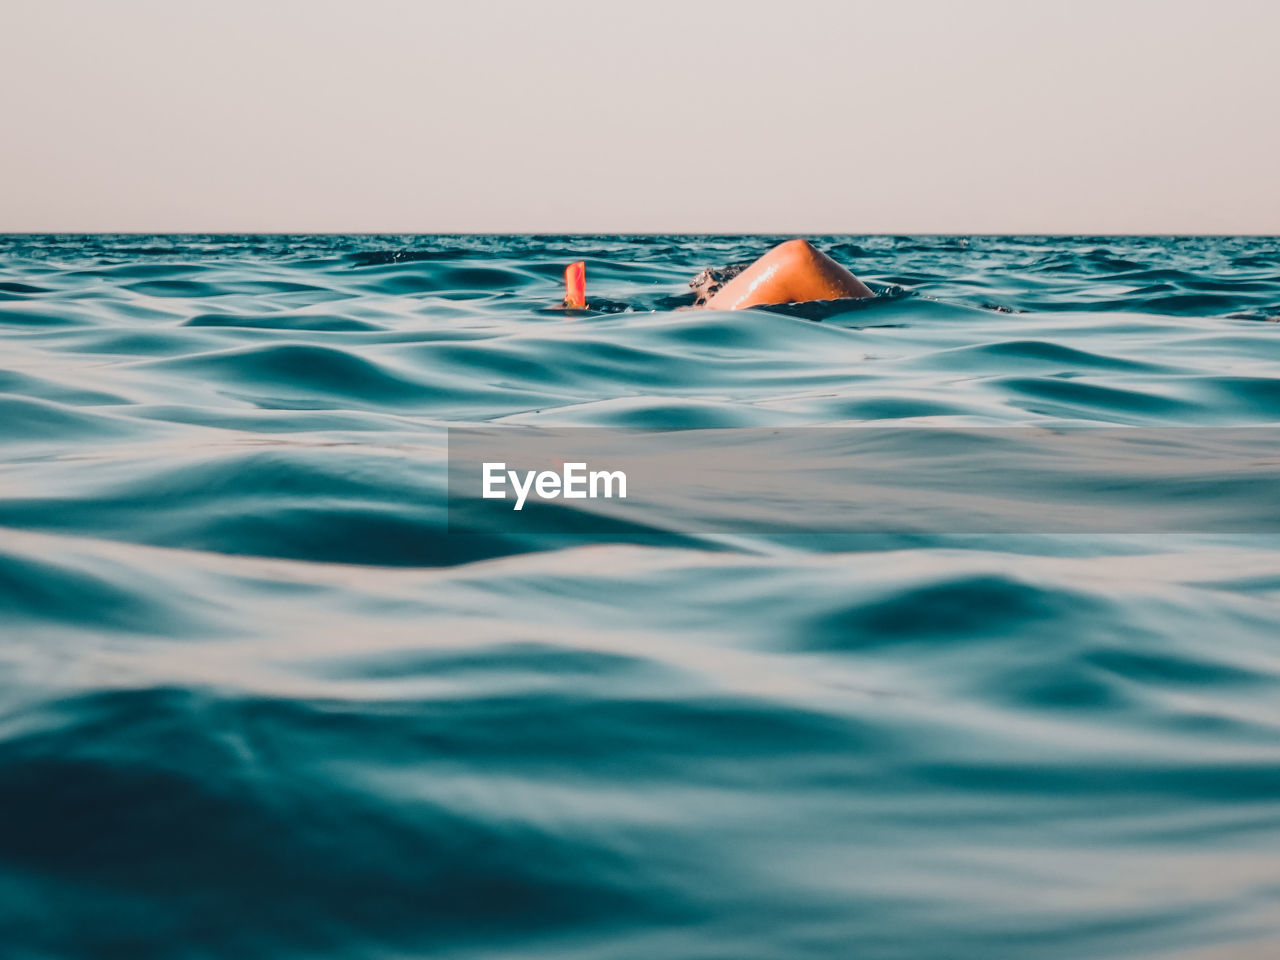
[1,234,1279,959]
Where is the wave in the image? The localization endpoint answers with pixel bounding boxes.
[2,234,1280,960]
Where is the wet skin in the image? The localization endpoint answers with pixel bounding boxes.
[704,239,873,310]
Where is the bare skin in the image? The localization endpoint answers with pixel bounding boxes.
[703,239,873,310]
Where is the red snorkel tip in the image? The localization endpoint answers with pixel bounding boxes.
[563,260,586,309]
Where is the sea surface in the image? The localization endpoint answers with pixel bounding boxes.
[1,234,1279,960]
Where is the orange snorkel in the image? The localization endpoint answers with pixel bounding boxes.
[563,260,586,309]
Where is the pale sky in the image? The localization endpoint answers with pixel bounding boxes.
[2,0,1277,233]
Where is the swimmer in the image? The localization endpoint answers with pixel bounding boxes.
[563,239,873,311]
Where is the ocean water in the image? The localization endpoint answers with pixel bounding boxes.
[1,234,1279,960]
